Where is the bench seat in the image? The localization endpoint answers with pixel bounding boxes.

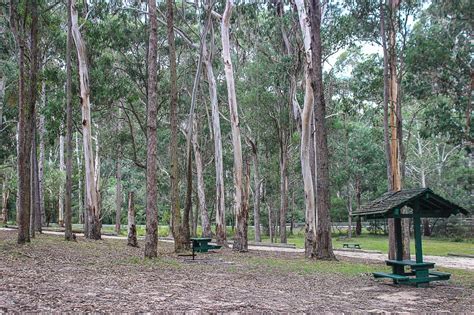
[193,244,222,253]
[373,272,409,281]
[429,271,451,280]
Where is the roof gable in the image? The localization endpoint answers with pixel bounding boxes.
[352,188,469,219]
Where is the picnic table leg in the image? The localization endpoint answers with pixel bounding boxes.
[192,245,195,260]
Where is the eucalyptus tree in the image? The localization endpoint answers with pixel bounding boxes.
[202,17,227,246]
[221,0,247,251]
[64,0,73,241]
[70,0,101,240]
[404,1,471,145]
[9,0,40,244]
[295,0,317,258]
[144,0,159,258]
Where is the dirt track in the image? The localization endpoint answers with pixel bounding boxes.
[0,230,472,313]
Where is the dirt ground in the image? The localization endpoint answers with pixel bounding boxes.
[0,230,472,313]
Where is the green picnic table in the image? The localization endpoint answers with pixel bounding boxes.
[190,237,222,260]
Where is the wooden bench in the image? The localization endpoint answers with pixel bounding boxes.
[343,243,361,249]
[429,271,451,280]
[373,272,409,284]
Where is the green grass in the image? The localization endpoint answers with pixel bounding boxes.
[261,234,474,257]
[43,223,474,257]
[246,257,474,288]
[436,267,474,288]
[247,256,391,276]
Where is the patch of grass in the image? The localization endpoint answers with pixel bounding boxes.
[330,234,474,256]
[437,267,474,288]
[247,256,391,277]
[263,234,474,257]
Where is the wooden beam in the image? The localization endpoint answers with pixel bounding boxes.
[413,199,423,263]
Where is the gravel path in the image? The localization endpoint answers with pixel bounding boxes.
[2,227,472,270]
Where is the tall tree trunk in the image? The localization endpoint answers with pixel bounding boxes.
[75,132,84,224]
[386,0,410,260]
[309,0,335,260]
[0,74,4,129]
[30,126,36,238]
[1,179,9,224]
[11,0,39,244]
[115,158,122,235]
[144,0,159,258]
[192,118,211,237]
[268,202,273,243]
[114,108,122,235]
[167,0,184,252]
[308,0,336,260]
[380,0,396,259]
[192,190,199,237]
[238,160,250,250]
[295,0,317,258]
[203,35,226,246]
[94,127,101,218]
[32,118,41,233]
[355,176,362,236]
[39,81,46,227]
[279,134,288,243]
[221,0,245,252]
[64,0,74,241]
[344,121,352,238]
[249,139,261,242]
[71,0,100,240]
[127,191,138,247]
[59,128,65,227]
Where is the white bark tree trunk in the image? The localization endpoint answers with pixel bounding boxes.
[115,157,122,235]
[296,0,317,258]
[221,0,246,252]
[203,31,226,246]
[75,132,83,224]
[71,0,100,239]
[94,127,101,219]
[192,117,211,238]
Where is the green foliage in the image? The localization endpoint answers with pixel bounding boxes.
[1,0,470,243]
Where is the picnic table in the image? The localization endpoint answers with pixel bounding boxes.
[352,188,468,286]
[374,259,450,285]
[343,243,361,249]
[190,237,222,260]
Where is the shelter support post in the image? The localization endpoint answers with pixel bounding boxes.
[394,208,403,261]
[393,208,404,275]
[413,200,423,264]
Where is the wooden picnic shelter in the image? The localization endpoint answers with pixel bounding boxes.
[352,188,469,286]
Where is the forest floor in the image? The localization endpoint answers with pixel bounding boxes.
[0,230,472,313]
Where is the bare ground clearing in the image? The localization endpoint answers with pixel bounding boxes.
[0,230,472,313]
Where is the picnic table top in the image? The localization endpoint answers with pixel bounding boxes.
[190,237,212,242]
[385,259,435,267]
